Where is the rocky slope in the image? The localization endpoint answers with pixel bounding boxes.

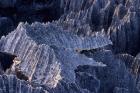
[0,0,140,93]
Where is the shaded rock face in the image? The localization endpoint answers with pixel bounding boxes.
[0,0,140,93]
[77,50,138,93]
[75,71,100,93]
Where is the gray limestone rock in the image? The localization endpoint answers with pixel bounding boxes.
[0,22,109,91]
[0,0,140,93]
[0,74,47,93]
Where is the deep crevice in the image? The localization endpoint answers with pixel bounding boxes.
[0,52,16,71]
[15,68,29,81]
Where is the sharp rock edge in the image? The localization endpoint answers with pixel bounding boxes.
[60,0,140,55]
[26,22,112,51]
[107,0,140,55]
[0,22,108,89]
[1,0,140,55]
[0,0,140,93]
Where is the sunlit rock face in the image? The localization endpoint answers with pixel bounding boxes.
[0,0,140,93]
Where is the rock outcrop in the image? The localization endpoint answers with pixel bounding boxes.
[0,22,111,92]
[0,0,140,93]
